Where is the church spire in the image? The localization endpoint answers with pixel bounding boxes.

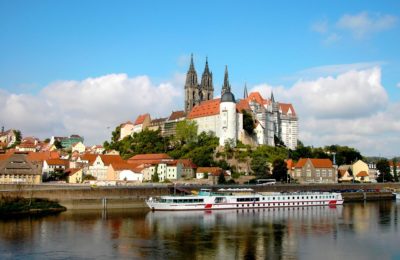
[221,65,231,96]
[271,91,275,102]
[244,83,248,99]
[189,53,195,72]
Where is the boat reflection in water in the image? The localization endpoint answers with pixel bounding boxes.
[145,206,343,259]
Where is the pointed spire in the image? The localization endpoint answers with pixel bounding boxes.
[204,56,209,73]
[222,65,231,96]
[271,91,275,102]
[189,53,195,71]
[244,83,248,99]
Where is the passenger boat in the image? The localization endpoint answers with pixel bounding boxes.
[146,188,344,211]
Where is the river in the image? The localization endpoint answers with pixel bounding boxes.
[0,201,399,259]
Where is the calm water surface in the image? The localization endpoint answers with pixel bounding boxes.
[1,201,400,260]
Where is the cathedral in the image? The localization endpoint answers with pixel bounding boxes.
[184,54,214,113]
[184,55,298,150]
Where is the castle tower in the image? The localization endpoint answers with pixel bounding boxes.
[219,83,237,147]
[184,54,199,113]
[221,65,231,96]
[200,57,214,101]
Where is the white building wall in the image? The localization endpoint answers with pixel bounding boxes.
[192,114,220,137]
[219,101,237,146]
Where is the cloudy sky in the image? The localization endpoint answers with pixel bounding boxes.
[0,1,399,157]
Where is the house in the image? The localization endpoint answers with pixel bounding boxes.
[196,167,230,184]
[148,117,167,133]
[107,163,143,182]
[71,142,85,153]
[119,121,135,140]
[196,167,223,179]
[133,113,151,134]
[66,168,83,184]
[338,169,354,182]
[0,129,17,148]
[42,158,69,178]
[293,158,336,183]
[16,140,37,152]
[177,159,197,179]
[85,154,125,180]
[0,152,42,184]
[163,111,186,137]
[90,145,105,154]
[389,161,400,176]
[352,160,370,183]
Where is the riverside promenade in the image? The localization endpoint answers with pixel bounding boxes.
[1,183,399,209]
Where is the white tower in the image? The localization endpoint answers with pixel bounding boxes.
[219,90,237,147]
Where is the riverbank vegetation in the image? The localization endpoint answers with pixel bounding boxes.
[0,196,66,217]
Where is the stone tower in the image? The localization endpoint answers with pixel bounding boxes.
[200,57,214,101]
[185,54,199,113]
[184,54,214,113]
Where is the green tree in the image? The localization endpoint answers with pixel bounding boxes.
[392,158,398,182]
[54,140,63,149]
[218,171,226,184]
[13,130,22,145]
[251,155,270,179]
[151,165,160,183]
[242,109,255,135]
[272,159,289,182]
[175,120,198,145]
[376,159,393,182]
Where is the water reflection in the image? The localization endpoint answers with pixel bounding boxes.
[0,202,399,259]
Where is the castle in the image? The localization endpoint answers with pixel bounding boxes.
[121,55,298,150]
[185,55,298,150]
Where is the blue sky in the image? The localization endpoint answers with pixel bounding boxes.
[1,1,400,156]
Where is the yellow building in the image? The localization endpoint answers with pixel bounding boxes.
[0,152,42,184]
[67,168,83,184]
[352,160,370,183]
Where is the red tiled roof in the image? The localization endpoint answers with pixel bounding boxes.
[177,159,197,168]
[27,151,60,162]
[295,158,333,168]
[196,167,223,176]
[168,111,186,121]
[134,113,150,125]
[187,99,221,119]
[285,159,294,169]
[236,99,251,112]
[65,168,82,176]
[99,155,125,166]
[356,171,369,177]
[279,103,296,116]
[246,92,269,106]
[46,158,69,166]
[111,162,142,172]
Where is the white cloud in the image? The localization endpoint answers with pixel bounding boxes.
[312,12,397,43]
[0,73,184,145]
[397,82,400,88]
[311,20,328,34]
[251,67,400,157]
[337,12,397,39]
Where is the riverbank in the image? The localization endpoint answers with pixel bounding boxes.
[0,196,66,217]
[0,183,398,210]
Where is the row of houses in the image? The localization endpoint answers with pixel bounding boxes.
[0,150,230,185]
[288,158,400,184]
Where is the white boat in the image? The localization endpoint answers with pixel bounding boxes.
[396,193,400,200]
[146,188,344,211]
